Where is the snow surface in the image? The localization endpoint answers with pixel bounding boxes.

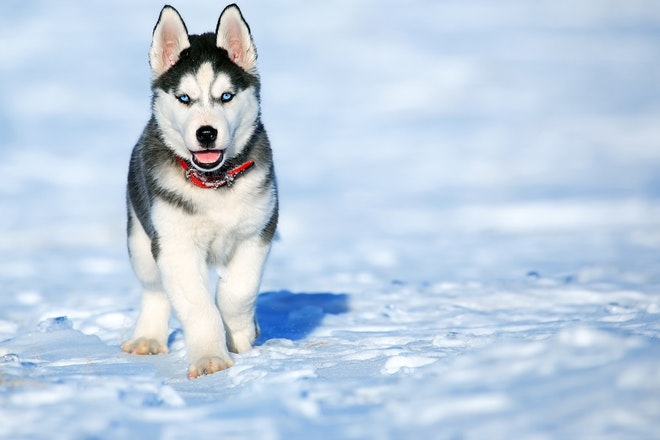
[1,0,660,438]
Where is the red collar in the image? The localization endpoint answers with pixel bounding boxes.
[175,156,255,189]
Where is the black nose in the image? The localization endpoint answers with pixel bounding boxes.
[196,126,218,147]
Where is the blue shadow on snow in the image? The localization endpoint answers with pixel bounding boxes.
[255,290,349,344]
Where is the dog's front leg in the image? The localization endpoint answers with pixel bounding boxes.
[159,246,234,378]
[156,225,234,378]
[122,208,171,355]
[216,236,271,353]
[122,288,171,355]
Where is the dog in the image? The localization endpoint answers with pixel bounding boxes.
[122,4,278,379]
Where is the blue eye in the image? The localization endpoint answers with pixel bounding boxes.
[220,92,234,103]
[176,94,191,104]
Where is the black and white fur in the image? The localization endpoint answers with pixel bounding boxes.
[123,4,278,379]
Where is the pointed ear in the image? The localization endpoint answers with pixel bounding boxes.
[216,4,257,74]
[149,6,190,78]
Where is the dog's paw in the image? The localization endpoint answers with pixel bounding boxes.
[121,337,168,355]
[187,356,234,379]
[227,334,254,354]
[226,321,259,354]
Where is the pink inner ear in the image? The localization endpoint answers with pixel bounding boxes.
[223,19,245,66]
[228,40,243,65]
[163,42,179,68]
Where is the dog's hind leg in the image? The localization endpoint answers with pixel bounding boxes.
[122,208,171,355]
[216,237,271,353]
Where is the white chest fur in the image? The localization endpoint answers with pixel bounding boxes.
[151,161,275,265]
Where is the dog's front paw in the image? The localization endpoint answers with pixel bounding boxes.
[121,337,168,355]
[187,356,234,379]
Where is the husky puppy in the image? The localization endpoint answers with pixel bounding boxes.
[122,4,278,379]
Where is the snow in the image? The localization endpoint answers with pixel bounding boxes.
[1,0,659,438]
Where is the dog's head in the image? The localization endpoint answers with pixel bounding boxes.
[149,5,260,172]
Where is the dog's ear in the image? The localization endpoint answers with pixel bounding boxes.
[150,6,190,78]
[216,4,257,74]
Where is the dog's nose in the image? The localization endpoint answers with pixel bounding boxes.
[196,126,218,147]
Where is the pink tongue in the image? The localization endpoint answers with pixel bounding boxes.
[193,150,222,164]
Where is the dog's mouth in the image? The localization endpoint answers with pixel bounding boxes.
[190,149,225,171]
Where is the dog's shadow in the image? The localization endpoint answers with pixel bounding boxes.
[254,290,349,344]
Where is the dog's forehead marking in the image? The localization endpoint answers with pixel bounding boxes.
[178,63,233,102]
[196,63,215,101]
